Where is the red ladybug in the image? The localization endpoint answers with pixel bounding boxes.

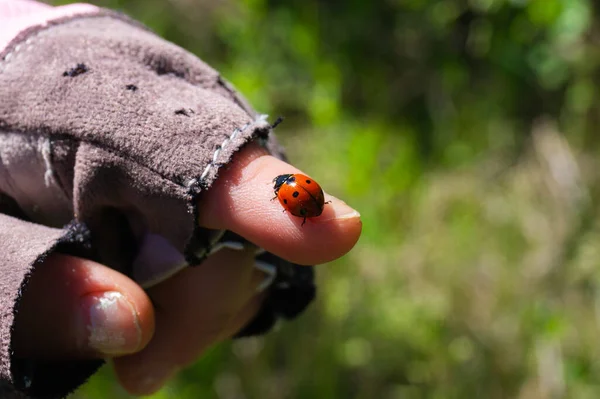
[272,173,326,226]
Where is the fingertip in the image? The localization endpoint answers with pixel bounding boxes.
[13,254,155,359]
[264,203,362,265]
[112,358,178,397]
[198,150,362,265]
[70,256,155,357]
[112,248,266,396]
[313,194,361,223]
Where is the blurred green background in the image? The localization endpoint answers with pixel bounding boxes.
[47,0,600,397]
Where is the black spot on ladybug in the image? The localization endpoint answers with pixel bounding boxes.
[300,208,307,215]
[283,199,288,204]
[306,179,311,184]
[175,108,194,117]
[63,63,88,77]
[293,191,300,198]
[125,84,138,91]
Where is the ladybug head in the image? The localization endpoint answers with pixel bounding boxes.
[272,174,295,193]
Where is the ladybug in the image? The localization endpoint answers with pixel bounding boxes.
[272,173,327,226]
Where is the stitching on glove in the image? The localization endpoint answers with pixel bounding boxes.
[186,113,269,191]
[0,33,45,71]
[254,260,277,292]
[40,137,55,187]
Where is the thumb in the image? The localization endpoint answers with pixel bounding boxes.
[12,254,154,359]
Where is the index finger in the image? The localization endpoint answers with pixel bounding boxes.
[197,144,362,265]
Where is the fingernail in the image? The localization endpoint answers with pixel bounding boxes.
[317,195,361,222]
[81,291,142,355]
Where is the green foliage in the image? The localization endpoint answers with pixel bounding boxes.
[50,0,600,397]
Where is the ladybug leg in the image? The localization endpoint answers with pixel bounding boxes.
[301,216,307,226]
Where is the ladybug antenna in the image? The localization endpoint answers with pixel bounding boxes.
[271,116,284,129]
